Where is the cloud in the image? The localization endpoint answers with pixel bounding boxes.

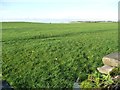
[1,9,117,21]
[0,0,118,22]
[1,0,119,3]
[1,0,38,3]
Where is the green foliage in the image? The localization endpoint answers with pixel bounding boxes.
[100,74,114,88]
[2,22,118,88]
[110,67,120,76]
[80,71,120,89]
[80,80,93,88]
[81,71,100,88]
[80,73,114,88]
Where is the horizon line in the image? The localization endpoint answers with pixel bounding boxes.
[1,20,118,23]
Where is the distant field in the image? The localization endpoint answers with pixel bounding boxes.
[2,22,118,88]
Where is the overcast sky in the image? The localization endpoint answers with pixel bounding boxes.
[0,0,119,22]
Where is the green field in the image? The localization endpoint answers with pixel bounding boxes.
[2,22,118,88]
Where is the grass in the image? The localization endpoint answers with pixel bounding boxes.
[2,22,118,88]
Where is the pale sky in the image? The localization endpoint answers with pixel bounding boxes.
[0,0,119,22]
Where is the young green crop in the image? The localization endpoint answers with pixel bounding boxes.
[2,22,118,88]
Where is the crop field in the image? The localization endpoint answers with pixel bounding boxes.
[2,22,118,88]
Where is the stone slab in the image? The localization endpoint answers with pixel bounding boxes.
[97,65,115,74]
[102,52,120,67]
